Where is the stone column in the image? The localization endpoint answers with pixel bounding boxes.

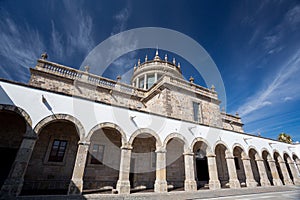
[206,153,221,190]
[184,151,197,191]
[116,144,132,194]
[154,72,158,82]
[256,159,271,186]
[144,74,147,90]
[267,159,283,186]
[0,131,37,198]
[288,160,300,185]
[296,160,300,174]
[225,152,240,188]
[241,156,258,187]
[279,160,293,185]
[154,148,168,193]
[68,141,90,195]
[136,77,139,88]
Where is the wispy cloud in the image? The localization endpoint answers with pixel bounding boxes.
[0,13,45,81]
[237,49,300,117]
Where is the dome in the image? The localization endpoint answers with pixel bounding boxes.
[131,50,183,89]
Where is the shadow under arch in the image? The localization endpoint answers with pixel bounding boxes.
[34,114,85,141]
[86,122,127,146]
[0,104,35,197]
[283,152,294,184]
[163,132,189,152]
[248,147,261,186]
[129,128,162,147]
[190,137,213,155]
[0,104,32,127]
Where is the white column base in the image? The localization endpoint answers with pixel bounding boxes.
[246,179,258,188]
[154,180,168,193]
[184,180,197,192]
[272,178,283,186]
[116,180,131,194]
[229,179,241,188]
[209,180,221,190]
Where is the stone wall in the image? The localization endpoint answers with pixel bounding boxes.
[131,135,156,188]
[166,139,185,188]
[23,121,79,194]
[29,59,244,133]
[83,128,121,190]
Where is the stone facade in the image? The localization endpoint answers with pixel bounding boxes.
[0,53,299,198]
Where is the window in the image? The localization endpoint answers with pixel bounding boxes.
[234,157,240,170]
[147,74,155,89]
[193,102,200,122]
[139,77,144,89]
[151,148,156,168]
[48,139,67,162]
[90,144,105,164]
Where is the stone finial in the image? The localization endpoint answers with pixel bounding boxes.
[165,54,168,62]
[154,48,161,61]
[117,75,121,81]
[84,65,90,73]
[235,112,239,117]
[145,55,148,62]
[41,52,48,60]
[178,62,181,68]
[189,76,194,83]
[211,85,215,92]
[138,58,141,66]
[134,64,137,71]
[221,107,225,112]
[173,57,176,65]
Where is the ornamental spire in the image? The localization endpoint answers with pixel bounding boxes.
[154,48,161,61]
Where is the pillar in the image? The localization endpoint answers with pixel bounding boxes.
[0,131,37,198]
[207,153,221,190]
[184,151,197,191]
[296,160,300,174]
[154,148,168,193]
[288,160,300,185]
[267,159,283,186]
[143,74,147,90]
[116,144,132,194]
[154,72,158,82]
[256,159,271,186]
[68,141,90,195]
[225,152,240,188]
[279,160,293,185]
[136,77,139,88]
[241,156,258,187]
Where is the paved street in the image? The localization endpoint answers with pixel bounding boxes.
[17,185,300,200]
[198,190,300,200]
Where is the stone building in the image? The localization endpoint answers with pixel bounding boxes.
[0,51,299,198]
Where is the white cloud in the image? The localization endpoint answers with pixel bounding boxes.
[237,49,300,117]
[0,13,45,81]
[51,20,64,58]
[284,96,292,102]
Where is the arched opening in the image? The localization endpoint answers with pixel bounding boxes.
[83,127,122,193]
[22,120,79,195]
[0,110,27,189]
[193,141,209,189]
[233,146,246,187]
[292,154,300,174]
[283,153,294,184]
[215,144,229,188]
[166,138,185,191]
[130,133,157,192]
[248,149,261,186]
[273,152,284,185]
[262,150,274,185]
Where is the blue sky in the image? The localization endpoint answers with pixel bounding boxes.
[0,0,300,142]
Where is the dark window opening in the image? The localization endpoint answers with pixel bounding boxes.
[234,157,240,170]
[193,102,200,122]
[48,139,67,162]
[90,144,105,164]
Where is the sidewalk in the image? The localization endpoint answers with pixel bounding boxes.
[17,185,300,200]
